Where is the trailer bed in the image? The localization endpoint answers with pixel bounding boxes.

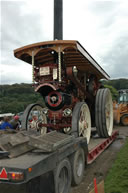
[0,131,75,169]
[88,130,118,164]
[0,132,87,184]
[0,130,118,185]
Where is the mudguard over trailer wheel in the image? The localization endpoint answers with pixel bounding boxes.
[27,176,40,193]
[95,88,113,137]
[70,148,85,186]
[21,103,47,134]
[54,158,71,193]
[71,102,91,144]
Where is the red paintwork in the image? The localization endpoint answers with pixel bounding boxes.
[87,130,119,164]
[41,123,71,130]
[49,110,63,119]
[47,91,62,107]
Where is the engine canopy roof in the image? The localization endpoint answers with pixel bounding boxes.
[14,40,110,80]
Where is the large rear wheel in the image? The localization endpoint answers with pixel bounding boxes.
[95,88,113,137]
[72,102,91,144]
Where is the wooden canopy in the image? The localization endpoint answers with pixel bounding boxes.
[14,40,110,80]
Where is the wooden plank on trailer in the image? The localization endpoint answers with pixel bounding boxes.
[9,133,29,146]
[0,132,29,146]
[29,131,74,152]
[0,132,33,158]
[8,143,34,158]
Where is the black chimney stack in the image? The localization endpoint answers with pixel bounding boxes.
[54,0,63,40]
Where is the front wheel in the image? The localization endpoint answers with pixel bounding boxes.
[21,104,47,135]
[71,102,91,144]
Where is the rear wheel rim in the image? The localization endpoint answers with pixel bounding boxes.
[105,94,113,136]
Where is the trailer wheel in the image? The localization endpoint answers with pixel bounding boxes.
[120,114,128,126]
[21,103,47,134]
[27,176,40,193]
[54,158,71,193]
[70,148,85,186]
[72,102,91,144]
[95,88,113,137]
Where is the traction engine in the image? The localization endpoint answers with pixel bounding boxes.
[14,0,114,144]
[14,40,114,144]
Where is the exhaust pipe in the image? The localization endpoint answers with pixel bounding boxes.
[54,0,63,40]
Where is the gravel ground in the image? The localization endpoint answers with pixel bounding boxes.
[71,126,128,193]
[0,126,128,193]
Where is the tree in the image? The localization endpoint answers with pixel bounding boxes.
[104,84,119,101]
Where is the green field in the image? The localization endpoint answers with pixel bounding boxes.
[105,139,128,193]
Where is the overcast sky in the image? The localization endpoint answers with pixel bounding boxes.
[1,0,128,85]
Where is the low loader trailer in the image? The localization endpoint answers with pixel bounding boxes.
[3,37,116,193]
[0,129,118,193]
[0,22,116,193]
[0,1,118,192]
[0,15,116,193]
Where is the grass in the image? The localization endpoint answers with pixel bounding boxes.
[105,139,128,193]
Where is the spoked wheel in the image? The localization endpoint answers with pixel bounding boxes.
[21,104,47,135]
[54,158,71,193]
[63,127,71,134]
[72,102,91,144]
[121,114,128,126]
[95,88,113,137]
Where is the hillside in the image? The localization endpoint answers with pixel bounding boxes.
[0,78,128,114]
[0,83,44,114]
[103,78,128,90]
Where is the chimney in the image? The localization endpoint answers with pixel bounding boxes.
[54,0,63,40]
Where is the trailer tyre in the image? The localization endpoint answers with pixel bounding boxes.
[27,176,40,193]
[95,88,113,137]
[54,158,71,193]
[70,148,85,186]
[120,114,128,126]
